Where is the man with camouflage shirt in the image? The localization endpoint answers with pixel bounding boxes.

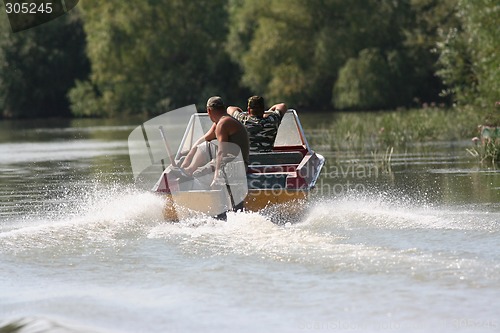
[227,96,287,153]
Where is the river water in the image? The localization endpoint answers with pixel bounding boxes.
[0,113,499,333]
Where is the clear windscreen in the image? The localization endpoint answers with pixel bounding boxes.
[273,110,305,147]
[176,113,214,157]
[128,105,196,190]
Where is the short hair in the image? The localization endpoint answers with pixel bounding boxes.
[206,96,225,111]
[247,96,265,112]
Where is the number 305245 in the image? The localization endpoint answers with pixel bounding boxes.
[5,2,53,14]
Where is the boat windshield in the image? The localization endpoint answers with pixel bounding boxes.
[128,107,310,190]
[128,105,195,189]
[274,110,307,148]
[177,110,308,154]
[176,113,214,157]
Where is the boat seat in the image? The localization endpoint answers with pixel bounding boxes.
[249,151,304,166]
[247,173,288,189]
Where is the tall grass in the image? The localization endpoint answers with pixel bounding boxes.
[309,106,498,168]
[326,107,480,151]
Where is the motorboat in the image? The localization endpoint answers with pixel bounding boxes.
[128,106,325,221]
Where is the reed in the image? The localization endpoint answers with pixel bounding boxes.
[467,105,500,165]
[371,146,393,174]
[332,107,480,148]
[466,142,499,165]
[312,106,496,168]
[467,127,500,165]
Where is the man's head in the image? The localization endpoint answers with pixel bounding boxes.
[206,96,225,111]
[206,96,226,122]
[247,96,265,117]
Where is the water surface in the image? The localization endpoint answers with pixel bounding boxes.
[1,114,499,332]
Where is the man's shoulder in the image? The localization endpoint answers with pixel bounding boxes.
[222,115,246,129]
[264,110,282,123]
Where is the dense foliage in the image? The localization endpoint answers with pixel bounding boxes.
[68,0,244,117]
[0,9,88,118]
[0,0,498,118]
[227,0,417,109]
[435,0,500,108]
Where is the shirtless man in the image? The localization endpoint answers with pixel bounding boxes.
[176,96,249,186]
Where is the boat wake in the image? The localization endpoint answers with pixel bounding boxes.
[1,186,499,333]
[1,186,499,285]
[1,185,498,247]
[0,183,165,254]
[304,191,500,232]
[145,191,498,288]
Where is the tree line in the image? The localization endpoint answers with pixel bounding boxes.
[0,0,498,118]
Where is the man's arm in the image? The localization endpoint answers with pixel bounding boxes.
[227,106,243,117]
[181,123,216,168]
[266,103,287,118]
[211,120,231,186]
[202,123,217,142]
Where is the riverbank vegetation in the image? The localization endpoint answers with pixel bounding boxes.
[310,105,500,167]
[309,106,476,152]
[0,0,498,119]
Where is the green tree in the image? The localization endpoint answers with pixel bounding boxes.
[333,0,459,110]
[227,0,463,110]
[0,9,89,118]
[333,48,402,110]
[72,0,242,117]
[403,0,460,106]
[227,0,424,109]
[228,0,354,108]
[436,0,500,108]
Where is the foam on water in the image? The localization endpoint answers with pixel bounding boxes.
[143,192,499,288]
[0,184,165,254]
[2,187,498,279]
[304,192,500,232]
[1,186,499,333]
